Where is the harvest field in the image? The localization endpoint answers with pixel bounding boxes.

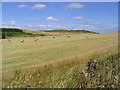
[2,32,118,88]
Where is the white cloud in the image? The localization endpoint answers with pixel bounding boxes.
[23,24,89,30]
[2,26,19,28]
[93,26,118,33]
[67,14,71,16]
[46,17,59,22]
[54,26,68,29]
[76,20,94,24]
[76,22,86,24]
[67,3,84,9]
[17,4,28,8]
[90,22,101,25]
[23,25,69,30]
[24,25,51,29]
[2,21,18,28]
[2,21,16,26]
[87,20,93,22]
[73,16,83,20]
[32,4,46,10]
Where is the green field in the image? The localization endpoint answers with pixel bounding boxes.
[43,30,97,33]
[2,32,118,88]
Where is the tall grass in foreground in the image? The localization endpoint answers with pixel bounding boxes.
[2,45,118,88]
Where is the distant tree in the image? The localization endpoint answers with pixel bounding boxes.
[2,33,6,39]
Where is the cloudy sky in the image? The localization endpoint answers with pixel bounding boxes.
[2,2,118,33]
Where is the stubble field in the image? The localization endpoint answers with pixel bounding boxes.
[2,32,118,88]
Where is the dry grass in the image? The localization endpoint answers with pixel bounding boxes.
[22,29,62,35]
[2,32,118,88]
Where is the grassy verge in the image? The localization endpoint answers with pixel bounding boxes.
[2,48,119,88]
[53,53,119,88]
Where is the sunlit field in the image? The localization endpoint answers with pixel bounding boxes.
[2,32,118,88]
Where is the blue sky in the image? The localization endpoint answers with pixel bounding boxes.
[2,2,118,33]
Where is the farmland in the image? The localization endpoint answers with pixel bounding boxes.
[1,31,118,88]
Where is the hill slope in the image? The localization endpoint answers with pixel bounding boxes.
[0,28,46,38]
[0,28,98,38]
[43,30,98,34]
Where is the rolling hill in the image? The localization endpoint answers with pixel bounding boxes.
[0,28,46,38]
[0,28,98,39]
[43,30,98,34]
